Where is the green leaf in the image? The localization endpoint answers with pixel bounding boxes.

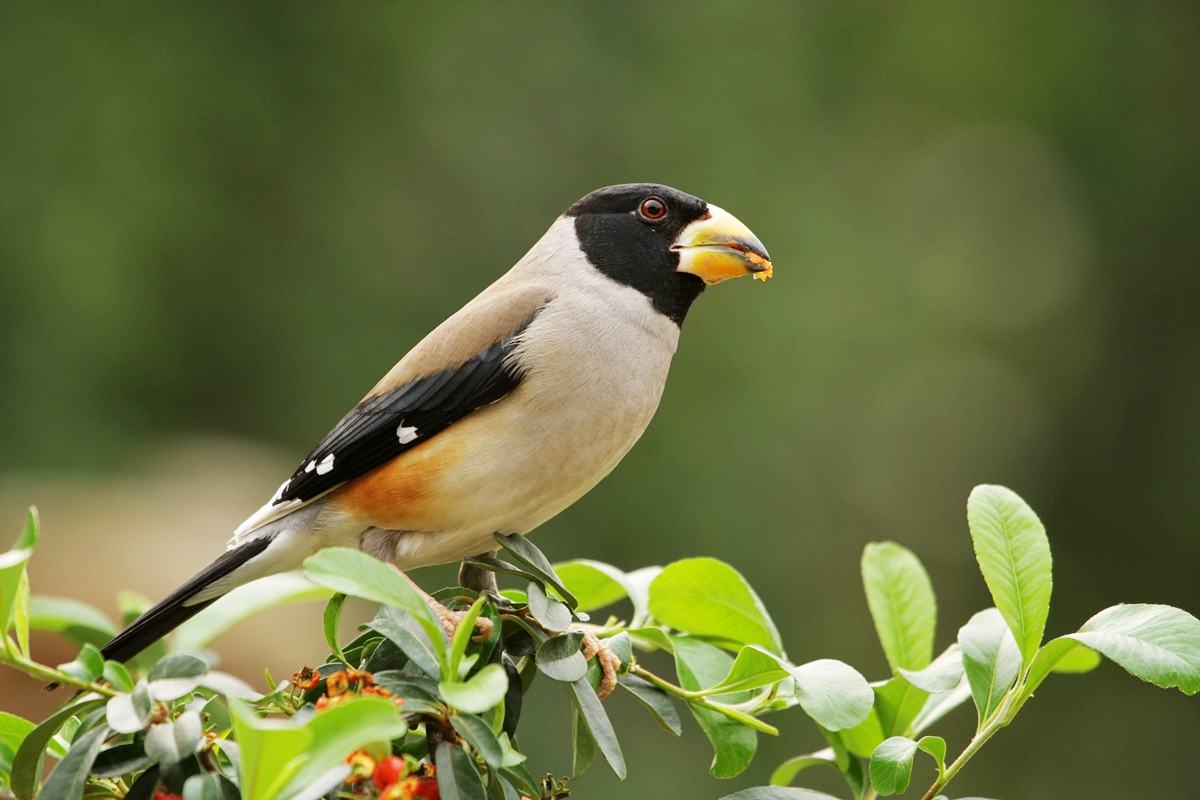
[440,663,509,714]
[0,509,39,648]
[1023,638,1097,699]
[554,559,632,612]
[322,593,350,665]
[174,573,332,652]
[1051,642,1102,673]
[918,735,947,779]
[1064,604,1200,695]
[90,741,155,778]
[899,644,965,693]
[493,533,578,608]
[617,675,683,735]
[10,697,104,800]
[145,710,203,765]
[230,695,407,800]
[183,773,226,800]
[862,542,937,672]
[436,740,487,800]
[303,547,447,671]
[536,632,587,682]
[0,711,35,780]
[958,608,1021,724]
[570,676,626,779]
[719,789,844,800]
[103,660,135,692]
[148,652,209,700]
[451,714,504,771]
[40,724,108,800]
[106,681,154,733]
[371,605,442,679]
[701,645,791,696]
[869,735,919,796]
[768,751,839,786]
[448,596,488,678]
[525,581,571,632]
[672,636,756,778]
[570,700,596,777]
[967,485,1053,664]
[792,659,874,731]
[649,558,782,653]
[57,642,104,682]
[27,596,116,648]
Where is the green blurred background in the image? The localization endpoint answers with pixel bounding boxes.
[2,2,1198,797]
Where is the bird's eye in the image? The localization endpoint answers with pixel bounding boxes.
[638,196,668,221]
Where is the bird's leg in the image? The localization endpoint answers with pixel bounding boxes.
[397,569,494,643]
[580,631,620,700]
[458,550,500,595]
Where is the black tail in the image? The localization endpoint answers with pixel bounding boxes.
[100,537,272,663]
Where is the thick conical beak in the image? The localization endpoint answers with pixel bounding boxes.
[671,204,773,285]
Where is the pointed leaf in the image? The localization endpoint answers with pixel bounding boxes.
[322,593,350,665]
[958,608,1021,724]
[436,740,487,800]
[703,645,791,695]
[1065,604,1200,694]
[0,509,38,643]
[40,725,108,799]
[10,697,104,800]
[303,547,447,670]
[28,596,116,648]
[570,676,625,779]
[371,605,442,679]
[450,714,504,771]
[555,559,634,612]
[862,542,937,671]
[493,533,577,608]
[57,642,105,683]
[174,573,332,652]
[967,485,1053,664]
[650,558,782,653]
[618,674,682,735]
[570,700,596,777]
[672,636,756,778]
[768,751,839,786]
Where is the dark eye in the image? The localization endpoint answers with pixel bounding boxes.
[638,196,667,221]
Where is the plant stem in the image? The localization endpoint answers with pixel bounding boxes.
[628,664,779,735]
[918,696,1013,800]
[0,652,117,698]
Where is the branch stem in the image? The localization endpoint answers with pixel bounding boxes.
[0,651,117,697]
[628,664,779,735]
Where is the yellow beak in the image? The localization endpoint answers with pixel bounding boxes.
[672,204,773,285]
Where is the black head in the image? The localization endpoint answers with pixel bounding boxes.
[565,183,772,326]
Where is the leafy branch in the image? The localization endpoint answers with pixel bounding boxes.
[1,485,1198,800]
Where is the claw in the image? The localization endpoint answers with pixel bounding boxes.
[431,602,495,643]
[580,632,619,700]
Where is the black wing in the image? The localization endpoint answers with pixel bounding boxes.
[276,317,534,504]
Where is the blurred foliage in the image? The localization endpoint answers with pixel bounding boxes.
[1,2,1199,798]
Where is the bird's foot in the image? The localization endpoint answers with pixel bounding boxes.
[581,631,620,700]
[431,600,494,643]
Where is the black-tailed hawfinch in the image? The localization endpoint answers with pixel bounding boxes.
[100,183,773,667]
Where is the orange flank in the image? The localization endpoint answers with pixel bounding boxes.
[334,433,463,529]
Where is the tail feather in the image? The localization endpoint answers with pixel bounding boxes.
[100,536,273,664]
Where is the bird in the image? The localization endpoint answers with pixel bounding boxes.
[98,183,773,679]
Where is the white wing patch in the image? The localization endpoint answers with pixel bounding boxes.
[396,424,419,445]
[316,453,335,475]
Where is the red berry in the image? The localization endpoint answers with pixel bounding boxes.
[373,755,409,789]
[412,777,440,800]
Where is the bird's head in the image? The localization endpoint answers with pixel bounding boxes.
[564,183,772,324]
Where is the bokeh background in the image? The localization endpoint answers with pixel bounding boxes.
[2,2,1198,798]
